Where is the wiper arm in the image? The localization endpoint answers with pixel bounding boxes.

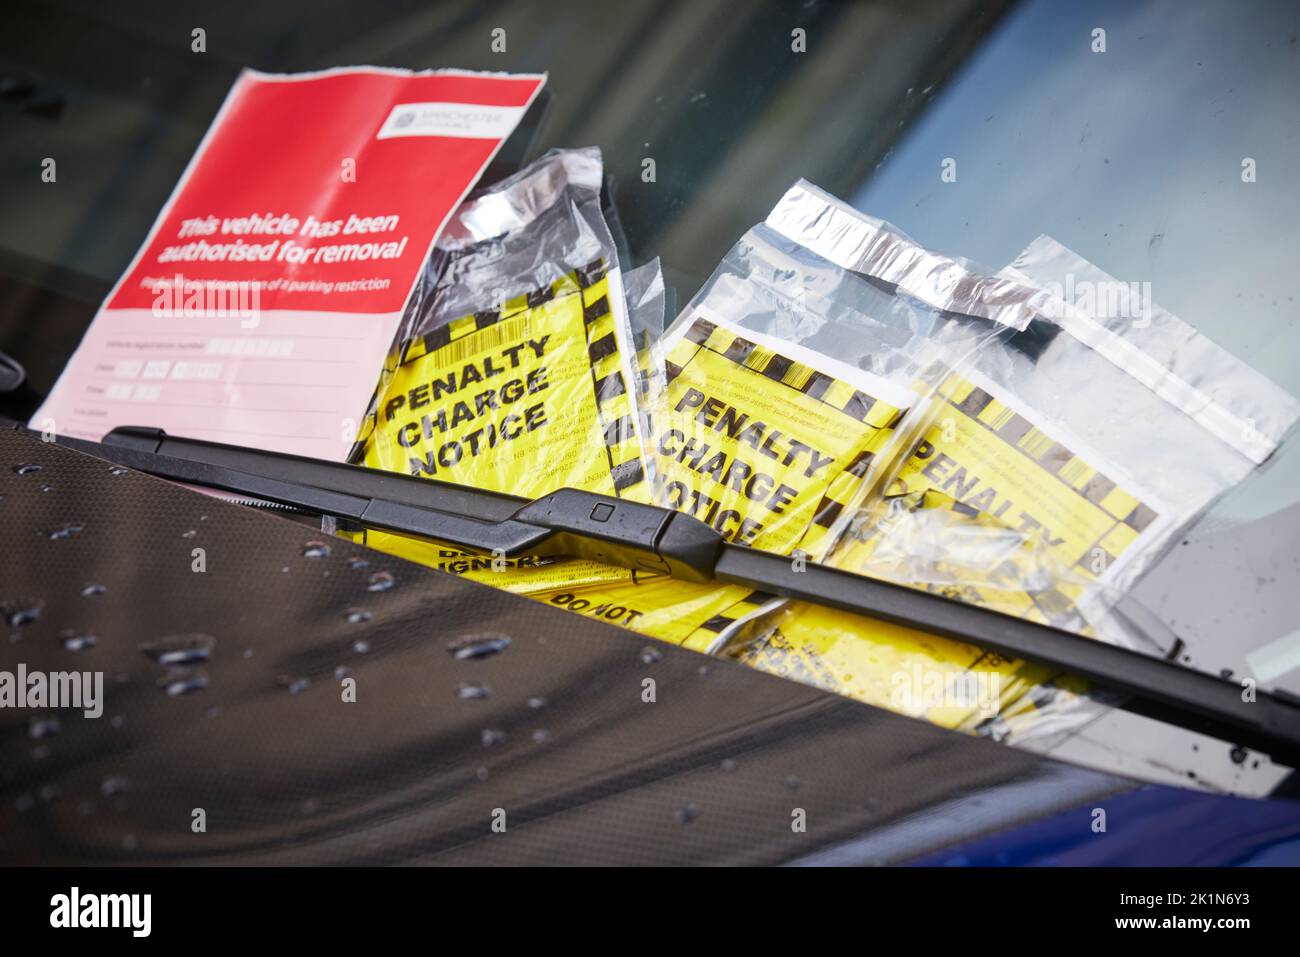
[18,421,1300,768]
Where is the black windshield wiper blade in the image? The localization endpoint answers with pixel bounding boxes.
[43,425,723,581]
[17,421,1300,767]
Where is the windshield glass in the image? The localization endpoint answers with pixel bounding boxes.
[3,0,1297,793]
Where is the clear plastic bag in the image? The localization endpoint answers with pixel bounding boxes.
[349,148,654,502]
[992,235,1300,610]
[626,181,1105,742]
[796,234,1299,647]
[622,256,666,352]
[345,224,762,643]
[399,148,619,343]
[621,256,667,456]
[738,232,1300,752]
[644,179,1042,560]
[729,601,1097,741]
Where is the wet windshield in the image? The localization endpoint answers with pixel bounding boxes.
[2,0,1297,794]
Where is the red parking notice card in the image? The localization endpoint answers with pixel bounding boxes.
[34,66,546,460]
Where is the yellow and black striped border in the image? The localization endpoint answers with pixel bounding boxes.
[665,316,904,429]
[691,589,779,636]
[931,371,1158,582]
[351,258,647,497]
[662,315,905,555]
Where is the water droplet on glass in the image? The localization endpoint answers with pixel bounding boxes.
[14,463,41,475]
[100,776,130,798]
[181,529,197,539]
[14,793,35,812]
[29,716,61,739]
[367,570,395,592]
[784,776,801,792]
[720,758,737,773]
[44,523,84,540]
[110,715,125,729]
[5,601,43,627]
[39,783,63,802]
[122,834,139,851]
[301,798,321,815]
[344,608,371,624]
[1230,746,1248,765]
[334,665,352,681]
[347,555,370,570]
[480,728,507,747]
[242,648,255,659]
[676,804,699,825]
[475,766,490,782]
[352,639,371,654]
[139,633,214,666]
[109,466,129,476]
[458,683,491,700]
[527,696,547,710]
[80,583,107,597]
[448,633,511,661]
[40,484,54,493]
[31,744,51,760]
[60,630,96,651]
[303,540,331,559]
[640,645,663,665]
[280,675,311,695]
[160,671,208,696]
[530,729,550,744]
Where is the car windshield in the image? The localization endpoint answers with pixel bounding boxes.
[3,0,1298,794]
